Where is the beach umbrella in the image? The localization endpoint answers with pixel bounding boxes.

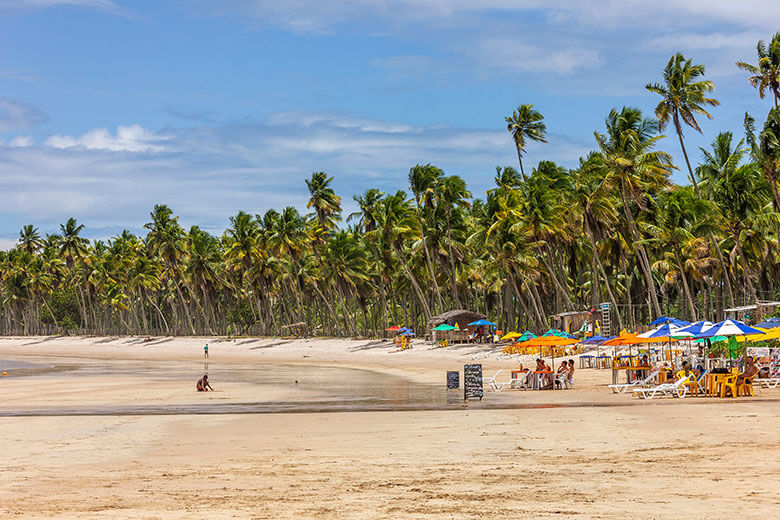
[500,331,522,340]
[400,331,416,336]
[385,326,401,331]
[746,328,780,342]
[697,319,764,338]
[397,327,412,334]
[697,319,765,360]
[754,317,780,329]
[542,328,571,337]
[648,316,690,327]
[676,320,714,336]
[638,322,689,339]
[467,319,497,326]
[581,335,609,345]
[431,324,456,331]
[695,335,726,344]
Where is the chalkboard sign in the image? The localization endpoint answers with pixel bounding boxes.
[464,364,483,400]
[446,371,459,389]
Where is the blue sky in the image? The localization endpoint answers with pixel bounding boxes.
[1,0,779,247]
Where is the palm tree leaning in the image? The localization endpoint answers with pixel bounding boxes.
[646,52,719,197]
[505,104,547,180]
[408,163,444,311]
[737,33,780,108]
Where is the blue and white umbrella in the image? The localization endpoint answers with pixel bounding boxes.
[697,319,764,338]
[648,316,690,327]
[638,322,690,339]
[754,317,780,329]
[676,320,714,336]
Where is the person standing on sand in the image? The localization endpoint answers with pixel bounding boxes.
[204,343,209,358]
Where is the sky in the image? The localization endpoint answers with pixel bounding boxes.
[1,0,779,248]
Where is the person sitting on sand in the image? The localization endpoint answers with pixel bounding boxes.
[196,374,213,392]
[737,356,759,386]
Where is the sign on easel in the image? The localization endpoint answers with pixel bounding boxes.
[446,371,459,389]
[464,364,483,400]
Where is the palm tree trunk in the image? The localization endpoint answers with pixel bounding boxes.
[733,234,757,301]
[674,118,700,197]
[542,247,574,309]
[673,248,697,320]
[586,229,624,330]
[620,183,662,318]
[516,148,526,180]
[391,243,432,320]
[413,200,443,312]
[445,208,461,307]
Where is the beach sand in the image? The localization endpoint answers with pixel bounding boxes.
[1,336,778,518]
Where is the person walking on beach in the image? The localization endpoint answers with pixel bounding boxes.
[196,374,213,392]
[204,343,209,358]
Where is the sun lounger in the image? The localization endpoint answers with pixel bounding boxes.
[608,369,659,394]
[755,377,780,389]
[483,370,511,391]
[632,375,692,399]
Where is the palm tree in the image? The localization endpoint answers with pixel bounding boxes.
[646,53,719,195]
[505,104,547,179]
[737,33,780,108]
[376,190,432,321]
[19,225,43,255]
[571,154,624,329]
[643,186,713,320]
[408,163,444,310]
[437,175,471,307]
[594,107,674,318]
[58,218,88,270]
[305,171,342,231]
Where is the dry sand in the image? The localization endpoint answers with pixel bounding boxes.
[1,335,778,519]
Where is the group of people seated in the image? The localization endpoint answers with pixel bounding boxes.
[634,354,760,390]
[525,358,574,390]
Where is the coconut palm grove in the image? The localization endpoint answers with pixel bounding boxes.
[3,36,780,337]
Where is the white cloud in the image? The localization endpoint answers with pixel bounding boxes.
[0,238,17,251]
[0,98,47,132]
[468,38,600,74]
[0,111,590,233]
[8,136,33,147]
[196,0,780,32]
[45,125,169,152]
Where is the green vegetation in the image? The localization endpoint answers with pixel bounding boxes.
[3,43,780,337]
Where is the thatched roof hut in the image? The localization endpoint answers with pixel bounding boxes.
[427,309,487,340]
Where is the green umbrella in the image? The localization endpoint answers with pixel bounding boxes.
[694,335,727,343]
[432,324,457,331]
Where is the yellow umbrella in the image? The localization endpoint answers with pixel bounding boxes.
[748,328,780,342]
[500,331,522,340]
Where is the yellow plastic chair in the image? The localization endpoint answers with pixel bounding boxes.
[720,374,739,398]
[738,376,755,397]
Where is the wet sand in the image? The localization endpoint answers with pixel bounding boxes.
[1,336,778,518]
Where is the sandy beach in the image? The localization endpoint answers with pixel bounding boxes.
[1,335,778,519]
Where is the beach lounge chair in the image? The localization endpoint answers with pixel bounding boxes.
[632,375,691,399]
[608,369,659,394]
[483,370,511,391]
[755,377,780,389]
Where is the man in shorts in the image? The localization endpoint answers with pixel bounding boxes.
[196,374,213,392]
